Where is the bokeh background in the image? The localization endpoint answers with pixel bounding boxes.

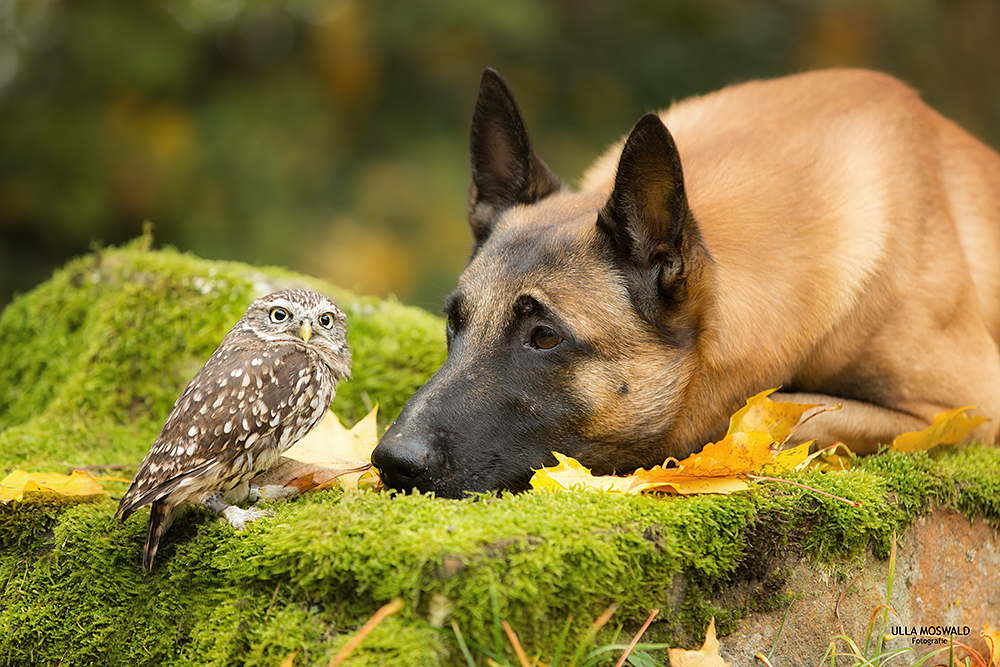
[1,0,998,313]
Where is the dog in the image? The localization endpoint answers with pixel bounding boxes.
[372,68,1000,498]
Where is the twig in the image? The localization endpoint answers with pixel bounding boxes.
[745,474,861,507]
[834,572,863,634]
[614,608,659,667]
[326,597,403,667]
[501,620,532,667]
[264,582,281,623]
[57,461,137,471]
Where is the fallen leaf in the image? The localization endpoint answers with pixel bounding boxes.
[630,473,750,496]
[891,406,988,453]
[627,431,773,495]
[283,406,380,489]
[0,469,108,503]
[279,650,298,667]
[250,457,370,495]
[530,389,828,496]
[807,442,856,472]
[759,440,814,475]
[726,389,821,444]
[530,452,636,493]
[983,622,1000,667]
[667,618,730,667]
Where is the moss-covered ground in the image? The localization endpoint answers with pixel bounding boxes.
[1,240,998,666]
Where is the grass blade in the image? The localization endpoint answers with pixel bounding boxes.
[450,620,479,667]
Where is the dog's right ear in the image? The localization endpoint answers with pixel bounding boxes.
[468,68,562,252]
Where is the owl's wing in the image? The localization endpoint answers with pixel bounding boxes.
[116,340,323,519]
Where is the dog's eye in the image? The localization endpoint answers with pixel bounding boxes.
[529,326,563,350]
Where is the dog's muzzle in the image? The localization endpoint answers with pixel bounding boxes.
[372,432,435,492]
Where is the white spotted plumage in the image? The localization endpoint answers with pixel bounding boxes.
[116,289,351,572]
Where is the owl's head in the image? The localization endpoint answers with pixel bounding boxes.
[242,290,349,365]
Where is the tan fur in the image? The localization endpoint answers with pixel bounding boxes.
[552,70,1000,454]
[374,69,1000,496]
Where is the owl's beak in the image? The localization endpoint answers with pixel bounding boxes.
[299,320,312,343]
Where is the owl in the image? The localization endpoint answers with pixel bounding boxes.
[116,289,351,572]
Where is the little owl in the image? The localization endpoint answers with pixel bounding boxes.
[116,289,351,571]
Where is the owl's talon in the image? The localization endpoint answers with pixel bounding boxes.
[222,504,275,531]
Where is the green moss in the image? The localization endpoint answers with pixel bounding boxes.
[2,241,1000,665]
[932,442,1000,523]
[0,237,446,470]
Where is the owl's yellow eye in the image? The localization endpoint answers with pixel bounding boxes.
[269,307,290,323]
[318,312,335,328]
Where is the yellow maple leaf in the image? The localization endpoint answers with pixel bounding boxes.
[279,406,379,490]
[726,388,822,444]
[0,469,108,503]
[630,474,749,496]
[530,452,636,493]
[891,406,987,453]
[757,440,813,475]
[530,389,831,496]
[667,618,730,667]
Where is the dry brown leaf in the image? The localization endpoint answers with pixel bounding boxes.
[891,406,988,453]
[283,406,380,490]
[667,618,730,667]
[251,457,370,495]
[0,469,108,503]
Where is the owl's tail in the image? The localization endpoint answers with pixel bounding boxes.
[143,500,179,573]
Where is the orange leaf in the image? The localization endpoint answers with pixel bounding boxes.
[891,406,988,453]
[529,389,830,497]
[283,406,379,489]
[670,430,776,479]
[667,617,730,667]
[0,469,107,503]
[984,622,1000,667]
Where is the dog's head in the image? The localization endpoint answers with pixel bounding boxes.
[372,69,712,497]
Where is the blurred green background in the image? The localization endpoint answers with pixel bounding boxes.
[1,0,998,312]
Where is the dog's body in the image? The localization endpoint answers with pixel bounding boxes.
[372,69,1000,498]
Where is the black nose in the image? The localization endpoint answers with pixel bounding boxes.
[372,435,432,492]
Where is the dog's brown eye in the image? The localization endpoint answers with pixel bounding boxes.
[530,326,563,350]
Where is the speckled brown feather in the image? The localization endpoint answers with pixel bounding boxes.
[116,289,350,571]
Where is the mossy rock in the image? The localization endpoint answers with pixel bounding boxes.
[0,235,446,468]
[2,239,999,666]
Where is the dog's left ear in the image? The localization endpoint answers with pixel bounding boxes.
[597,114,703,328]
[469,68,563,253]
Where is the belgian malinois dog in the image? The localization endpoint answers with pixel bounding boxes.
[372,68,1000,498]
